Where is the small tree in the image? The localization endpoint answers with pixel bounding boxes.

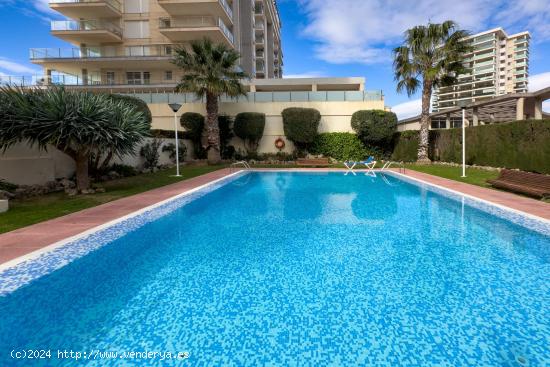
[234,112,266,154]
[0,86,150,191]
[281,108,321,153]
[140,138,163,169]
[351,110,397,151]
[162,140,187,163]
[180,112,206,159]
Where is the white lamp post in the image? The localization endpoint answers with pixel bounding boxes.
[168,103,182,177]
[457,101,468,178]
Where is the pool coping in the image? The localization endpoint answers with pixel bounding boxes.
[0,167,548,271]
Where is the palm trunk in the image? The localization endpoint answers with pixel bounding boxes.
[418,80,432,163]
[205,91,221,164]
[74,151,90,191]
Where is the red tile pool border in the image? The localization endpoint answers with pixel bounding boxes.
[0,168,548,266]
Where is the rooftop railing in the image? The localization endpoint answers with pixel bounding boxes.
[51,19,122,37]
[49,0,122,12]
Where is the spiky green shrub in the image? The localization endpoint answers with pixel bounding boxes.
[234,112,266,153]
[0,86,150,190]
[309,133,371,161]
[281,107,321,152]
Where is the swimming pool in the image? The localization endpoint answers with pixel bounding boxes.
[0,171,548,366]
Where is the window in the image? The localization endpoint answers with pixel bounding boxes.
[124,0,149,13]
[431,119,446,129]
[126,71,150,85]
[124,20,149,39]
[165,71,173,80]
[106,71,115,84]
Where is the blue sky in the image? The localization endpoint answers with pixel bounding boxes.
[0,0,549,117]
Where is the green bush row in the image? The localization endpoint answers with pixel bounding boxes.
[310,133,374,161]
[391,120,550,174]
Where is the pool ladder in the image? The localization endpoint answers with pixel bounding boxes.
[381,161,406,174]
[229,161,251,173]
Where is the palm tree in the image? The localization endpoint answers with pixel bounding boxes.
[0,87,150,191]
[172,39,248,164]
[393,21,472,162]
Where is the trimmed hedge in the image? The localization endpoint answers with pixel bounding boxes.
[282,107,321,149]
[391,120,550,174]
[391,130,419,162]
[180,112,206,159]
[310,133,371,161]
[234,112,266,152]
[351,109,397,150]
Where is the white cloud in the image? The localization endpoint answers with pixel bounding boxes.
[391,99,421,120]
[528,72,550,92]
[0,58,40,75]
[297,0,550,65]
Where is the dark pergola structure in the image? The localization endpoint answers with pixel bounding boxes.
[398,86,550,130]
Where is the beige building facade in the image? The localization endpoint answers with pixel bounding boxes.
[28,0,282,87]
[432,28,529,112]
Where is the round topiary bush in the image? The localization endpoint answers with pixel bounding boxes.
[351,110,397,150]
[234,112,266,153]
[281,107,321,151]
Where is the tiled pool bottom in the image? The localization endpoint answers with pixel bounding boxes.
[0,172,549,366]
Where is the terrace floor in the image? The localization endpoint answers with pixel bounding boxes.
[0,168,548,267]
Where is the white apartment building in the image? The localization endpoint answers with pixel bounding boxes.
[25,0,283,88]
[432,28,530,112]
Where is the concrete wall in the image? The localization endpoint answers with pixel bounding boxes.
[0,138,191,186]
[0,98,384,185]
[150,99,385,154]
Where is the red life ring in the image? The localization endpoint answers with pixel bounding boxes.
[274,138,285,150]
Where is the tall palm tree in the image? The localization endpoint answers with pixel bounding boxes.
[393,21,472,162]
[173,39,248,164]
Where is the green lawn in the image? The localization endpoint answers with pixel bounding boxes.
[404,163,499,188]
[0,165,225,234]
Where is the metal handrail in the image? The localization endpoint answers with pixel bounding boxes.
[229,161,251,173]
[381,161,405,174]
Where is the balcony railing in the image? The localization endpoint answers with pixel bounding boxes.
[159,16,234,44]
[30,45,177,59]
[51,19,122,37]
[49,0,122,12]
[219,0,233,19]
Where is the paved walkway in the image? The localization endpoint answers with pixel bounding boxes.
[0,167,547,266]
[0,168,233,265]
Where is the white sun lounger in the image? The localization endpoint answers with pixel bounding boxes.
[344,157,377,170]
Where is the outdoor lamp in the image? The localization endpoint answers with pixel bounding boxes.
[457,100,468,178]
[168,103,183,177]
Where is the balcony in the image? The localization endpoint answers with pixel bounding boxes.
[49,0,122,19]
[157,0,233,24]
[30,45,177,68]
[159,17,234,46]
[51,20,122,44]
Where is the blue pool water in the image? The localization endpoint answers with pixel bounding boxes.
[0,172,549,366]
